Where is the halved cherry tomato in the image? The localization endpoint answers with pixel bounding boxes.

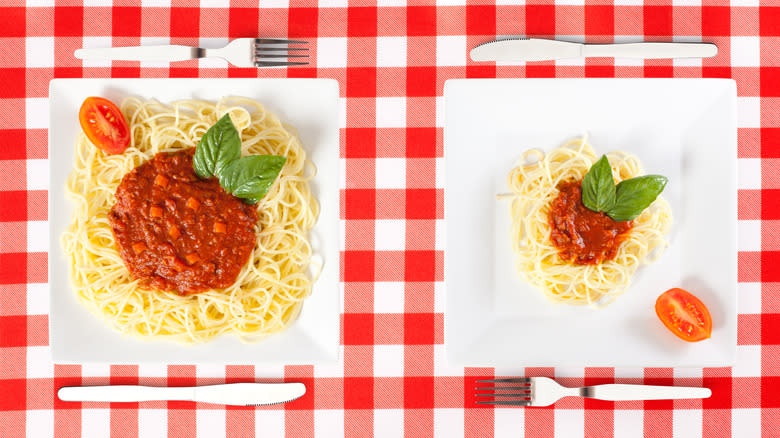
[655,288,712,342]
[78,97,130,154]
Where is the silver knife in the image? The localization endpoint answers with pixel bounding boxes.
[470,38,717,62]
[57,382,305,406]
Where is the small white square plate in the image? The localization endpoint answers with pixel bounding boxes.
[444,78,737,367]
[49,78,340,364]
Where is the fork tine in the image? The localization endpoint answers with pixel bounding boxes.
[254,61,309,67]
[476,400,532,407]
[255,38,308,45]
[475,386,529,391]
[477,378,532,384]
[256,54,309,59]
[255,47,309,52]
[475,393,531,397]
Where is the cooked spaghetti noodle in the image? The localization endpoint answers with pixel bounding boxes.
[502,137,672,307]
[62,97,319,343]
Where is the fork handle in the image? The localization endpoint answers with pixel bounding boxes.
[584,384,711,401]
[74,45,200,62]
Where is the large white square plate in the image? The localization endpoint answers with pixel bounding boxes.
[444,78,737,367]
[49,78,340,364]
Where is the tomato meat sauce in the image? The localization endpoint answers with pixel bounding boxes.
[548,180,633,265]
[109,149,258,296]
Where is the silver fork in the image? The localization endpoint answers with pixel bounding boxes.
[74,38,308,68]
[476,377,711,407]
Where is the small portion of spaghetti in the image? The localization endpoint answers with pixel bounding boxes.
[503,137,672,307]
[62,97,319,343]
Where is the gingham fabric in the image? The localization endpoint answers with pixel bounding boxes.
[0,1,777,437]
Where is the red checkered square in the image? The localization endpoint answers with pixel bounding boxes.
[466,5,496,36]
[404,376,434,409]
[112,7,142,37]
[0,379,24,410]
[406,128,436,158]
[228,8,258,38]
[348,7,377,38]
[0,315,26,347]
[54,7,82,37]
[762,313,780,344]
[0,69,24,98]
[343,377,374,409]
[406,67,436,97]
[404,251,436,282]
[343,314,374,347]
[761,68,780,97]
[527,64,556,77]
[763,252,780,282]
[0,253,25,285]
[760,7,780,37]
[343,251,375,282]
[347,67,377,98]
[762,128,780,158]
[288,8,317,38]
[404,313,435,345]
[170,8,199,38]
[345,128,376,158]
[644,6,672,37]
[526,5,555,36]
[762,190,780,219]
[763,377,780,407]
[406,189,436,219]
[345,189,376,219]
[585,6,614,36]
[408,7,436,37]
[702,7,730,36]
[0,8,24,37]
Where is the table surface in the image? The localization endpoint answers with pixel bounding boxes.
[0,2,777,437]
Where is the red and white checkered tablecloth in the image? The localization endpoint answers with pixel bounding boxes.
[0,1,778,437]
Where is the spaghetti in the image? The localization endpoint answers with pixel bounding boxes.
[502,137,672,307]
[62,97,319,343]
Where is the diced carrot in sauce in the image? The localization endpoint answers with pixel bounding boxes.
[132,242,147,254]
[168,225,181,239]
[150,206,163,218]
[185,253,200,264]
[168,256,187,272]
[213,222,227,233]
[154,174,169,187]
[186,197,200,210]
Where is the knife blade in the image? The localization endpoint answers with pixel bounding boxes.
[470,38,718,63]
[57,382,306,406]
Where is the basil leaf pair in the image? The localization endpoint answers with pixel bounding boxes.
[219,155,287,204]
[581,155,668,222]
[193,114,286,204]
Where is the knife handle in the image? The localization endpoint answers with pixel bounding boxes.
[58,385,194,403]
[583,42,717,59]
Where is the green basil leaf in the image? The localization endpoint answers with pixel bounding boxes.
[218,155,286,202]
[606,175,668,222]
[581,155,616,212]
[193,113,241,179]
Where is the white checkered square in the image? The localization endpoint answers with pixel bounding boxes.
[673,367,703,379]
[436,36,467,66]
[375,220,405,251]
[554,409,584,438]
[433,344,464,376]
[377,37,407,67]
[26,159,48,190]
[255,410,284,437]
[729,0,759,5]
[672,0,702,5]
[25,283,49,315]
[434,409,465,438]
[315,410,345,436]
[376,97,406,128]
[436,0,466,5]
[738,97,760,128]
[614,410,644,438]
[81,364,111,378]
[318,0,348,6]
[26,346,53,378]
[26,410,54,438]
[373,281,405,314]
[731,409,761,437]
[196,364,227,379]
[26,98,48,129]
[141,0,171,5]
[199,0,230,7]
[253,364,286,378]
[258,0,289,7]
[80,37,112,68]
[738,282,762,314]
[373,409,403,438]
[26,0,55,6]
[26,37,54,68]
[84,0,113,6]
[673,56,702,68]
[554,367,585,378]
[673,408,702,438]
[733,345,762,377]
[373,345,404,377]
[375,158,406,189]
[731,37,760,67]
[138,364,169,379]
[433,281,444,314]
[82,408,110,438]
[550,0,584,5]
[197,410,226,438]
[738,158,761,189]
[314,346,344,378]
[317,38,348,68]
[612,0,643,6]
[139,409,168,438]
[27,221,48,253]
[494,407,524,438]
[612,367,644,379]
[377,0,405,6]
[738,220,761,252]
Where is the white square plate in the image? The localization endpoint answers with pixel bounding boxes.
[444,78,737,367]
[49,78,340,364]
